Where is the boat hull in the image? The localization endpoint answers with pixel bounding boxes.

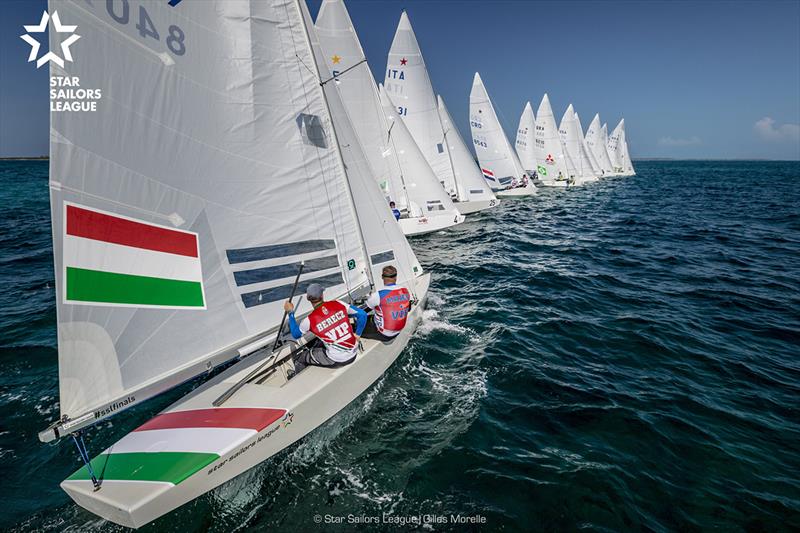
[62,274,431,529]
[399,213,465,236]
[456,198,500,214]
[496,186,536,198]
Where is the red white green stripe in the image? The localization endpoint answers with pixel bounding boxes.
[63,203,205,308]
[67,408,286,485]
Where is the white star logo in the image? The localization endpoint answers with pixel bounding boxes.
[20,10,81,69]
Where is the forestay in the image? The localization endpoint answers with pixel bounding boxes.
[469,73,527,190]
[45,0,413,437]
[515,102,538,174]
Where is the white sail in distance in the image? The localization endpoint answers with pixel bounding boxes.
[315,0,462,235]
[534,93,573,186]
[384,11,456,195]
[378,84,465,232]
[436,95,499,212]
[515,101,537,174]
[574,111,603,176]
[559,104,599,181]
[608,118,636,176]
[469,72,536,196]
[584,114,616,176]
[45,0,419,437]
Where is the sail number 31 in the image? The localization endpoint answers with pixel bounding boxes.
[101,0,186,56]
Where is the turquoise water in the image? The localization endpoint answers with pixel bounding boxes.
[1,160,799,531]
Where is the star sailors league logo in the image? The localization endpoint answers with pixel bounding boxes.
[21,10,80,68]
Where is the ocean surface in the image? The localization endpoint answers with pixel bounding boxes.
[1,160,799,532]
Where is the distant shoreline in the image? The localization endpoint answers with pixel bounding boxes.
[0,156,48,160]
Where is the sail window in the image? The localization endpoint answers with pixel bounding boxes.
[240,273,343,308]
[469,189,485,194]
[297,113,327,148]
[370,250,395,265]
[436,143,444,154]
[233,255,340,287]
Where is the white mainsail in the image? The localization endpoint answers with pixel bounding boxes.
[534,93,574,186]
[608,118,635,176]
[384,11,455,194]
[584,114,615,176]
[437,95,499,212]
[559,104,599,181]
[607,119,630,175]
[574,111,603,176]
[469,72,536,196]
[315,0,463,234]
[515,101,537,174]
[378,84,465,233]
[45,0,420,438]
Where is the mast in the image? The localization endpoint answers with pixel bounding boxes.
[295,0,374,289]
[440,120,461,200]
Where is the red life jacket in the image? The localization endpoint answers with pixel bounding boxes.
[375,287,411,332]
[307,300,356,349]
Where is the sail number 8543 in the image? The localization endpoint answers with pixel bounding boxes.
[100,0,186,56]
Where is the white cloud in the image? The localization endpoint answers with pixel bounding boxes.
[658,136,701,147]
[754,117,800,142]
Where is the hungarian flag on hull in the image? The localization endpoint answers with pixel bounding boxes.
[63,203,205,308]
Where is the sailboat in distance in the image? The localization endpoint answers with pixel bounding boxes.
[437,94,500,213]
[44,0,429,527]
[515,101,538,177]
[608,119,636,176]
[314,0,463,236]
[574,111,604,177]
[559,104,599,183]
[469,73,537,197]
[534,94,578,187]
[384,11,498,214]
[585,114,617,176]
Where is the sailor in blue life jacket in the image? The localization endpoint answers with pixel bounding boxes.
[284,283,367,372]
[389,201,401,221]
[361,265,412,342]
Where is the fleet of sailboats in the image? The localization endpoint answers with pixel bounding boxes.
[40,0,635,527]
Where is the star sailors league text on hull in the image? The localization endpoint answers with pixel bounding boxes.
[44,0,429,527]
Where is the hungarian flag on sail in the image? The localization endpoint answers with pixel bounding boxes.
[63,203,205,308]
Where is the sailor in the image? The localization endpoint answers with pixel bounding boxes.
[362,265,412,341]
[284,283,367,371]
[389,201,401,221]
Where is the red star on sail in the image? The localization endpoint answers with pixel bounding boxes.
[400,57,407,66]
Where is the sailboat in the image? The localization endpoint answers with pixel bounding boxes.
[534,94,581,187]
[377,84,466,234]
[469,73,536,197]
[43,0,430,527]
[384,11,498,214]
[314,0,464,235]
[574,111,604,177]
[437,95,500,213]
[515,101,538,177]
[559,105,599,183]
[584,114,616,176]
[608,119,636,176]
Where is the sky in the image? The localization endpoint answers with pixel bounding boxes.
[1,0,798,159]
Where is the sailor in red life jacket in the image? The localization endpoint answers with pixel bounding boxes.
[284,283,367,371]
[362,265,412,341]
